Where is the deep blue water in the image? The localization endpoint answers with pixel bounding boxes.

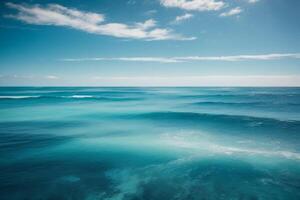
[0,87,300,200]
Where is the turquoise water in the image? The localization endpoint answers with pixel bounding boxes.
[0,87,300,200]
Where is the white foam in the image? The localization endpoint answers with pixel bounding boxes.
[160,132,300,161]
[210,145,300,160]
[0,95,40,99]
[70,95,94,98]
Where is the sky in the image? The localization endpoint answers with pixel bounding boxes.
[0,0,300,86]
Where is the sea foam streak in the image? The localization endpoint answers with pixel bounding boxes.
[159,132,300,161]
[69,95,94,98]
[0,95,40,99]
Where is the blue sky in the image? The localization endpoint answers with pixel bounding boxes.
[0,0,300,86]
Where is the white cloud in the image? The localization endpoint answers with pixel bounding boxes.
[175,53,300,61]
[5,2,194,41]
[45,75,59,79]
[0,75,59,80]
[62,57,180,63]
[117,57,180,63]
[160,0,225,11]
[91,75,300,87]
[248,0,259,3]
[62,53,300,63]
[173,13,194,23]
[135,19,156,30]
[220,7,242,17]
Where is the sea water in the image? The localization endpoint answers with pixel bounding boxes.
[0,87,300,200]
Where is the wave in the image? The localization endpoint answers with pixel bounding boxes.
[0,95,142,101]
[191,101,261,106]
[191,101,300,106]
[0,96,40,99]
[134,111,296,121]
[68,95,94,98]
[63,96,142,101]
[125,111,300,130]
[179,93,300,99]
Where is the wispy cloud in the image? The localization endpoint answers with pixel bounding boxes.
[145,10,157,16]
[160,0,225,11]
[173,13,194,23]
[45,75,59,79]
[220,7,242,17]
[0,75,59,80]
[248,0,260,3]
[62,53,300,63]
[5,2,194,41]
[62,57,180,63]
[175,53,300,61]
[91,75,300,87]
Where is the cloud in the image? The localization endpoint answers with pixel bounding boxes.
[160,0,225,11]
[174,53,300,61]
[0,75,59,80]
[91,75,300,87]
[145,10,157,16]
[135,19,156,30]
[220,7,242,17]
[62,53,300,63]
[173,13,194,23]
[45,75,59,79]
[62,57,180,63]
[5,2,194,41]
[248,0,259,3]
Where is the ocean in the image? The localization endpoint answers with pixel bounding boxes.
[0,87,300,200]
